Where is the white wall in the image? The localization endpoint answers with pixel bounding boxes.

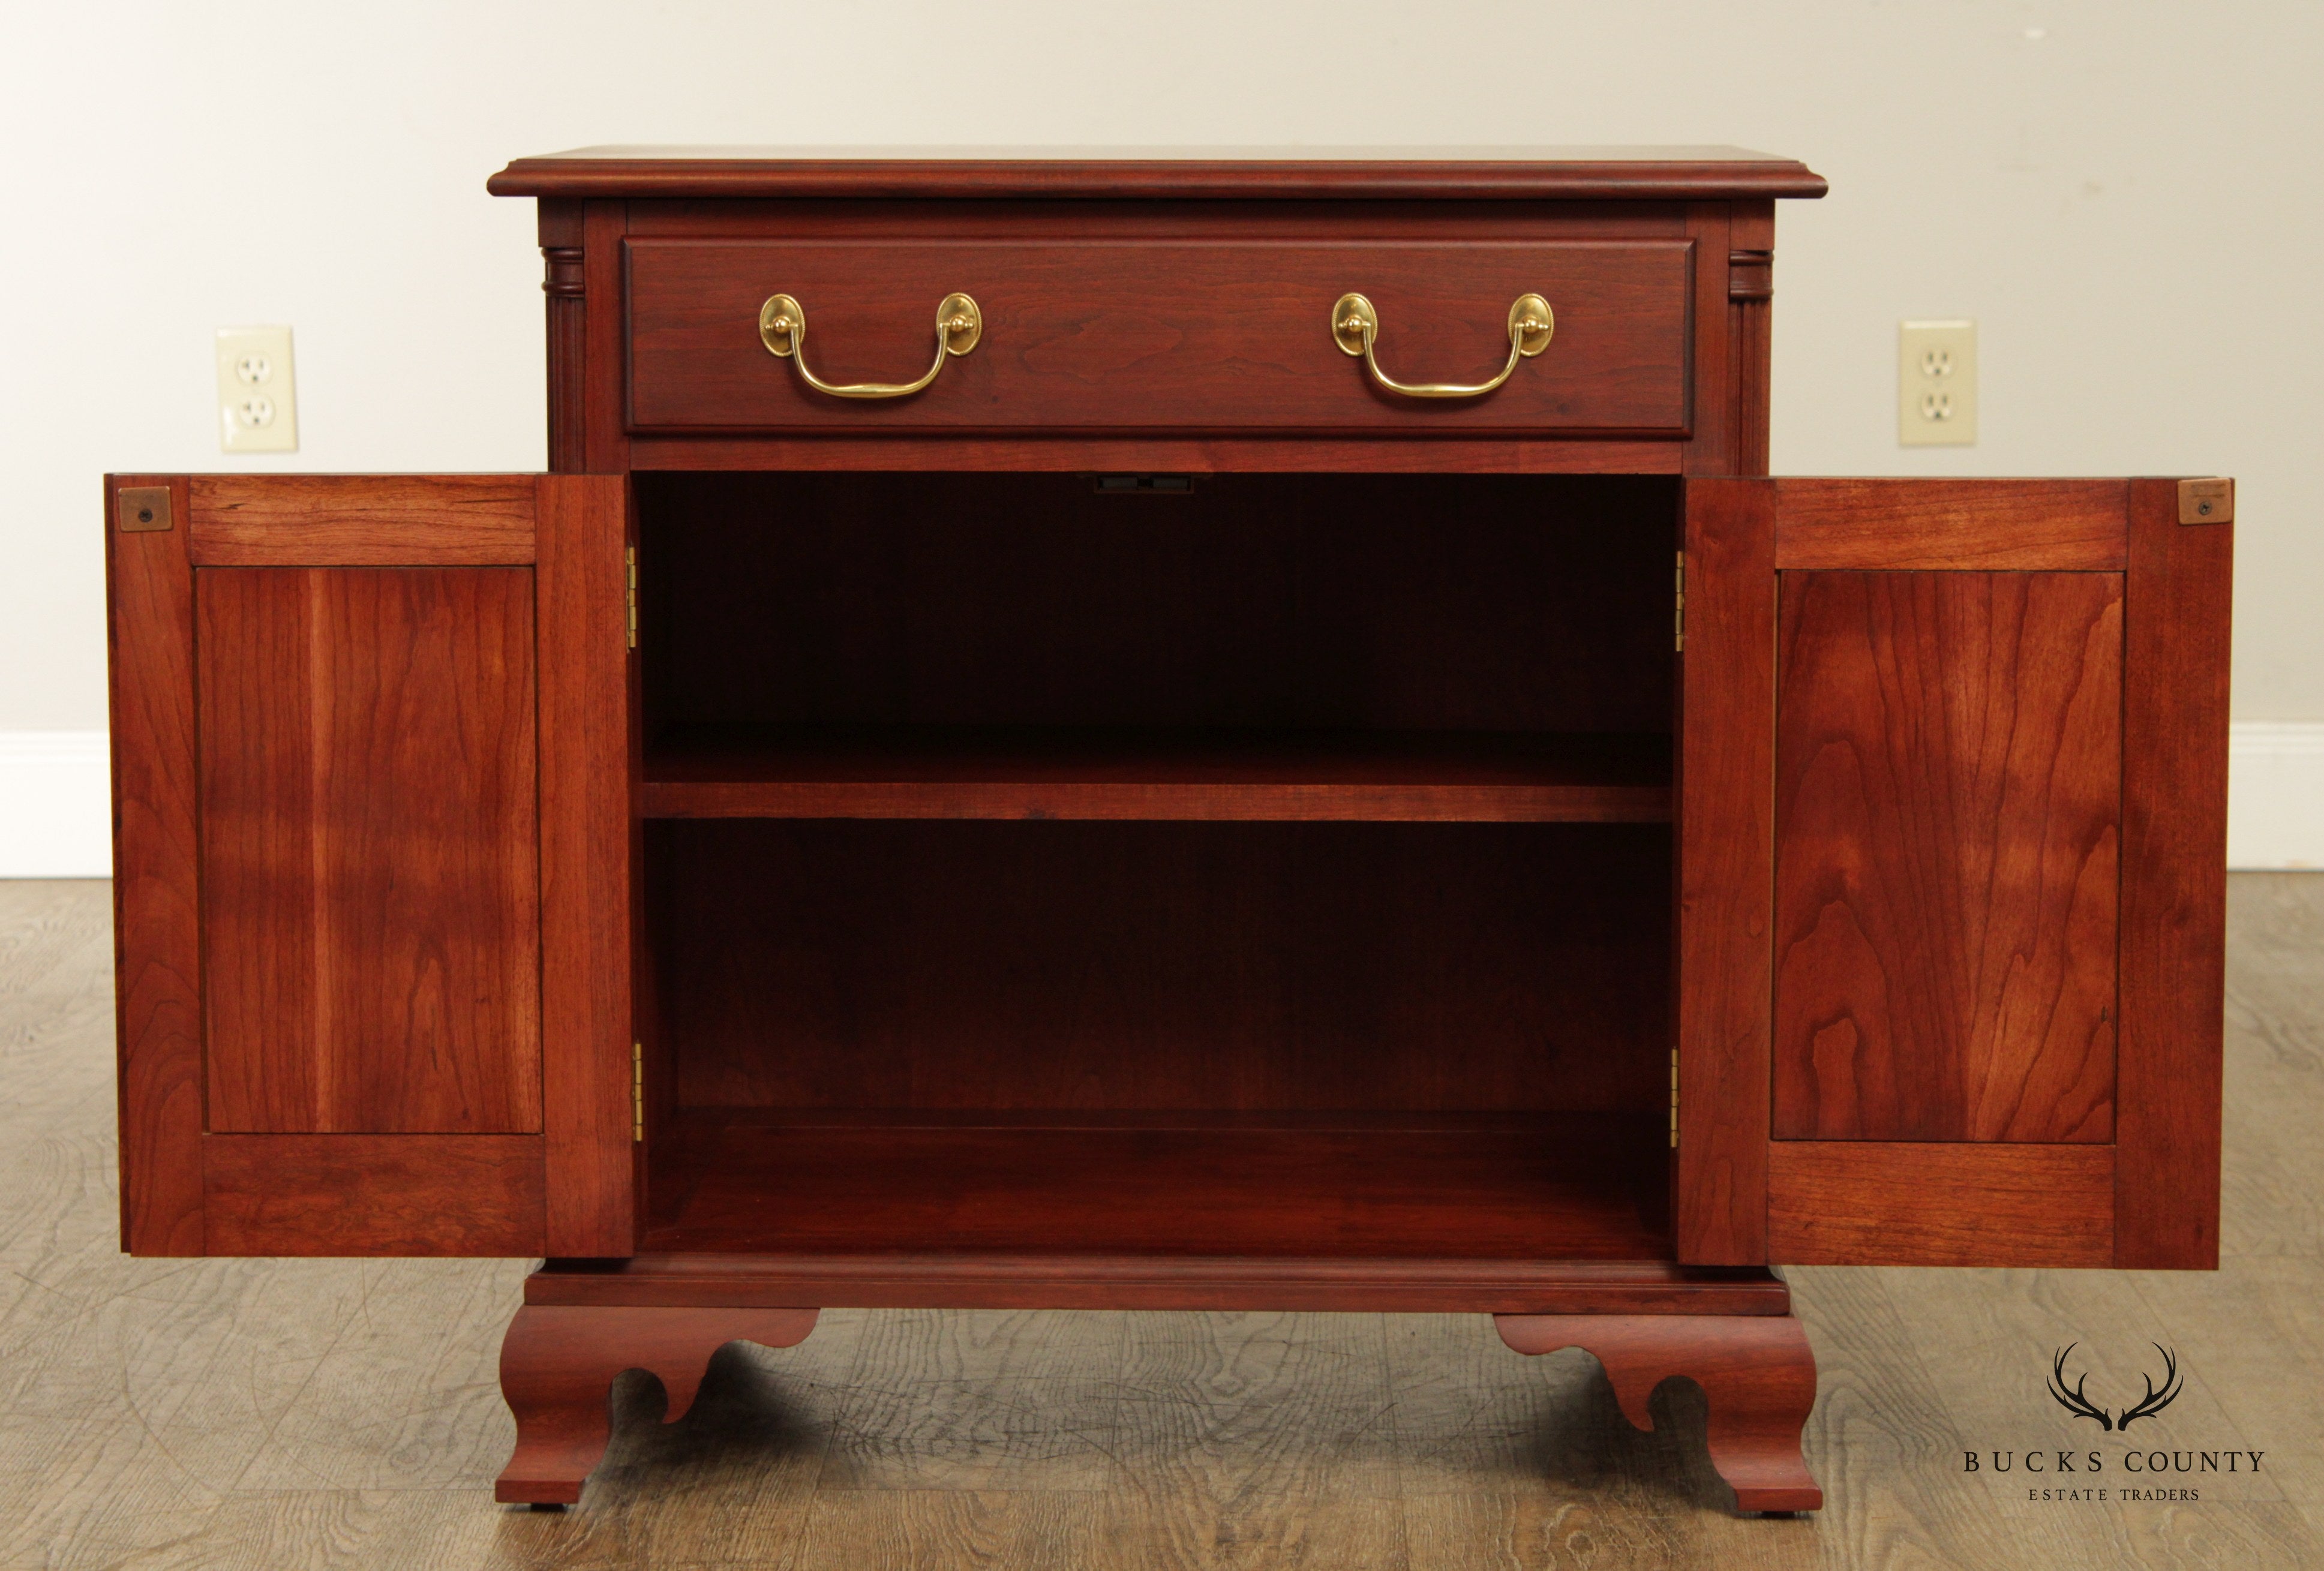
[4,1,2319,869]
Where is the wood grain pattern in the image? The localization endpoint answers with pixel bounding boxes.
[2115,477,2233,1267]
[104,474,205,1255]
[536,474,637,1257]
[496,1304,819,1504]
[188,475,537,565]
[626,236,1693,434]
[1772,478,2129,570]
[490,148,1830,202]
[528,1254,1788,1315]
[202,1134,545,1254]
[1766,1140,2113,1266]
[1772,570,2121,1142]
[1675,479,1775,1264]
[16,876,2323,1564]
[540,200,588,473]
[651,819,1670,1119]
[627,433,1686,473]
[1495,1311,1821,1512]
[644,1115,1668,1261]
[1725,202,1773,477]
[642,726,1671,822]
[582,202,630,474]
[196,566,542,1134]
[639,471,1677,741]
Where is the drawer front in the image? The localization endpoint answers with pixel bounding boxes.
[626,238,1694,434]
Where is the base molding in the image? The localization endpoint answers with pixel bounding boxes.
[0,731,110,878]
[499,1257,1813,1512]
[2229,721,2324,869]
[524,1252,1789,1315]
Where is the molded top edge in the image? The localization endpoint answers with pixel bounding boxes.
[488,145,1828,201]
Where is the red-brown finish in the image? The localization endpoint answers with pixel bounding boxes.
[1496,1311,1821,1512]
[626,434,1685,474]
[490,147,1830,202]
[1767,1141,2114,1267]
[536,476,637,1257]
[2115,479,2232,1267]
[645,1115,1668,1260]
[581,203,629,474]
[527,1252,1791,1315]
[1771,479,2128,570]
[1675,479,1775,1263]
[496,1303,818,1505]
[541,201,588,473]
[106,475,205,1256]
[642,726,1671,822]
[1724,203,1773,477]
[1771,569,2122,1142]
[187,475,538,566]
[651,820,1669,1119]
[196,566,543,1134]
[639,471,1676,741]
[203,1134,546,1255]
[627,235,1693,434]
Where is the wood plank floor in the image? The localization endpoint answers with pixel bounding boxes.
[1,875,2318,1569]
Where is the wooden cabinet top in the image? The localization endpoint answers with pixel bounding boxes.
[488,145,1828,202]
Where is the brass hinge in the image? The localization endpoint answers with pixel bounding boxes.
[632,1041,644,1143]
[1669,1047,1680,1148]
[625,546,639,650]
[1673,550,1686,653]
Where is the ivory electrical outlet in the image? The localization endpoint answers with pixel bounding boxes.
[1899,320,1975,446]
[215,326,298,453]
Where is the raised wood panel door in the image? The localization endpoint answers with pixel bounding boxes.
[198,565,541,1134]
[1771,568,2122,1143]
[106,474,635,1258]
[1676,479,2229,1270]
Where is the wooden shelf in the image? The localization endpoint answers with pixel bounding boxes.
[642,725,1671,822]
[644,1111,1669,1260]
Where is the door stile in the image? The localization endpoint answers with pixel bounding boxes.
[1673,477,1777,1264]
[537,473,639,1256]
[2115,477,2232,1267]
[106,474,206,1255]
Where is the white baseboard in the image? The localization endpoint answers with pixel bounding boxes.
[2229,722,2324,870]
[0,731,113,878]
[0,724,2317,878]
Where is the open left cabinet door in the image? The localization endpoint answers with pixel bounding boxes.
[106,474,635,1257]
[1674,477,2230,1269]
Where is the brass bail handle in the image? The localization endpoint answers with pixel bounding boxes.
[758,292,982,399]
[1331,292,1555,399]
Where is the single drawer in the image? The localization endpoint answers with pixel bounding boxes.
[626,236,1694,434]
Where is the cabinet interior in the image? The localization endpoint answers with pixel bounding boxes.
[634,471,1681,1261]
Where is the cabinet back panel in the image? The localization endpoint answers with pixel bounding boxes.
[1771,570,2121,1142]
[637,473,1674,736]
[653,819,1668,1115]
[196,567,544,1134]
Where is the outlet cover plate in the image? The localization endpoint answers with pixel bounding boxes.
[216,326,298,453]
[1899,319,1976,447]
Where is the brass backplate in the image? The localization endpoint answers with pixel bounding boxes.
[936,292,983,356]
[116,486,172,533]
[2178,477,2234,525]
[758,293,803,358]
[1331,293,1377,356]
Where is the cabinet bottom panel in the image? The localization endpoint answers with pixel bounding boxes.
[644,1112,1667,1263]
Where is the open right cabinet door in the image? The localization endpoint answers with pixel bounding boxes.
[1674,478,2231,1270]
